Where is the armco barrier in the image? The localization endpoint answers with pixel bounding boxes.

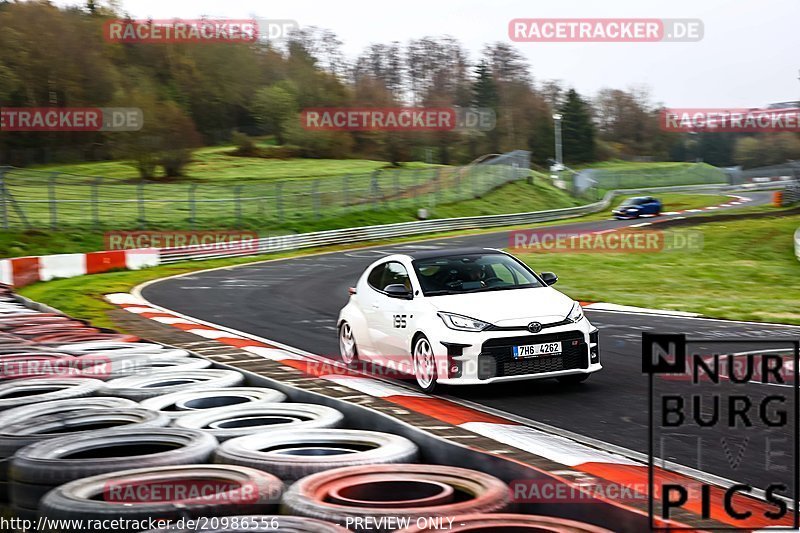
[1,182,783,287]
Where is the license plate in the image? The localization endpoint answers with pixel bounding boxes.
[513,342,562,359]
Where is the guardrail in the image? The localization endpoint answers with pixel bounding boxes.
[159,183,735,263]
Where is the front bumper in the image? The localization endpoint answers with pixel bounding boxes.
[612,210,640,219]
[432,320,602,385]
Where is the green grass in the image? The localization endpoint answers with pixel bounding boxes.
[517,214,800,324]
[34,145,435,182]
[6,151,517,232]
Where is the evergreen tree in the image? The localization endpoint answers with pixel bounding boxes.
[558,89,596,164]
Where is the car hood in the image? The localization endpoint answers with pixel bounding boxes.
[426,286,575,326]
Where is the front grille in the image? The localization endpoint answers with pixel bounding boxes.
[486,318,573,332]
[478,331,588,379]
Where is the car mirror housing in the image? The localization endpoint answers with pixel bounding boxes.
[540,272,558,286]
[384,284,413,299]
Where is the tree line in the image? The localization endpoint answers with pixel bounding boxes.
[0,1,796,177]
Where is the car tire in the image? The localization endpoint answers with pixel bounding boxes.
[140,387,287,419]
[10,428,217,510]
[412,335,437,393]
[557,374,590,385]
[338,322,358,367]
[0,378,104,411]
[214,429,419,482]
[0,397,138,428]
[0,408,169,503]
[38,465,283,532]
[281,464,509,531]
[174,404,345,441]
[98,369,245,401]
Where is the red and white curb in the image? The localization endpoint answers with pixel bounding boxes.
[106,291,787,528]
[641,194,752,218]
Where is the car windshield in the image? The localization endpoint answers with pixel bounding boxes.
[412,253,543,296]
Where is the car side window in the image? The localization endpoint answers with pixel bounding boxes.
[367,264,386,290]
[380,262,411,292]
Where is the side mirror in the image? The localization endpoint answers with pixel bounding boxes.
[540,272,558,286]
[384,284,413,299]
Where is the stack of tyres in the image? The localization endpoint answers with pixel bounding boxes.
[9,428,217,514]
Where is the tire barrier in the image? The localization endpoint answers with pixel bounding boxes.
[214,429,419,482]
[143,515,350,532]
[0,284,633,532]
[140,387,288,419]
[281,464,510,533]
[0,408,169,504]
[98,369,246,400]
[38,465,284,533]
[0,397,138,427]
[395,513,614,532]
[175,404,345,441]
[10,428,218,512]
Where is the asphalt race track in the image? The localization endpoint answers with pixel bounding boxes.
[145,191,799,496]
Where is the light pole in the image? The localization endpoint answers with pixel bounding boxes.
[552,113,563,168]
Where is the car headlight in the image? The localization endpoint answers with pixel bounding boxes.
[438,312,492,332]
[567,302,584,323]
[626,208,639,212]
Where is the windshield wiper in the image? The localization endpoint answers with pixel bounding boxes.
[424,289,459,296]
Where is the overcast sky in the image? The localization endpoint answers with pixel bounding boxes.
[55,0,799,108]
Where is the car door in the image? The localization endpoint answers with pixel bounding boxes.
[356,262,387,357]
[373,262,415,362]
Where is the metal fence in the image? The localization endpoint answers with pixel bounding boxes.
[573,163,728,193]
[0,150,531,231]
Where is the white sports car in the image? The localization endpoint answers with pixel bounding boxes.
[337,248,601,392]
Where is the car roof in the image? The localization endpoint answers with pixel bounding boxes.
[404,247,502,260]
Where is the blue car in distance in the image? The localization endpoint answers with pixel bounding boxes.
[612,196,662,219]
